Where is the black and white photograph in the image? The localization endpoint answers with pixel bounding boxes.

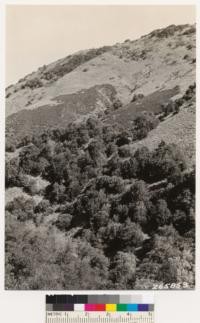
[5,5,196,290]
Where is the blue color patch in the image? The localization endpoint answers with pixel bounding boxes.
[127,304,138,311]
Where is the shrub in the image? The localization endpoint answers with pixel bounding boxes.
[6,196,36,221]
[132,112,159,140]
[116,131,131,147]
[149,199,172,227]
[6,92,11,98]
[150,141,187,183]
[118,221,146,249]
[187,44,193,50]
[35,199,51,213]
[55,213,73,231]
[6,142,16,152]
[131,93,144,103]
[24,78,43,89]
[109,251,136,289]
[106,143,118,157]
[5,158,21,187]
[120,158,138,179]
[90,210,109,231]
[182,26,196,35]
[45,182,66,203]
[113,98,122,110]
[19,144,41,175]
[96,175,124,194]
[118,145,132,158]
[162,100,175,117]
[183,83,196,101]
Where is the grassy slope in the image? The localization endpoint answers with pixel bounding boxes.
[6,84,116,141]
[131,101,195,167]
[6,24,196,167]
[105,87,179,127]
[6,24,195,116]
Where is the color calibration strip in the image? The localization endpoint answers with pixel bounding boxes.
[46,303,154,312]
[46,294,154,312]
[46,295,154,323]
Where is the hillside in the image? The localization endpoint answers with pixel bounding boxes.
[5,24,196,290]
[6,84,118,143]
[6,24,195,116]
[6,24,196,163]
[131,97,195,167]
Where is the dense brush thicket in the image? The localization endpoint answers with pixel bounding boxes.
[5,109,195,289]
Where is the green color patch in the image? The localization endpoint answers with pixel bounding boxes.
[117,304,127,311]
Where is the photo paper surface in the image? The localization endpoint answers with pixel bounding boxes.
[5,5,196,290]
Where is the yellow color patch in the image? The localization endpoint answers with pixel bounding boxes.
[106,304,116,312]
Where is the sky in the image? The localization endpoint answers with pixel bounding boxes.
[6,5,196,86]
